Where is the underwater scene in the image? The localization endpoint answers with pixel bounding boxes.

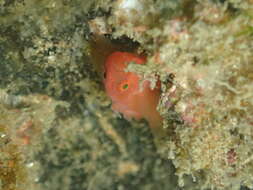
[0,0,253,189]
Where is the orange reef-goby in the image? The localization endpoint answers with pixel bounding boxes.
[104,51,163,134]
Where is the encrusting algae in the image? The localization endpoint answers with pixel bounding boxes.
[94,0,253,189]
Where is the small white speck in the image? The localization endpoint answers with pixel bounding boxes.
[177,102,187,113]
[48,55,56,62]
[119,0,143,11]
[27,162,34,168]
[213,13,219,19]
[34,178,39,182]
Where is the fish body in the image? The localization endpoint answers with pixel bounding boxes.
[104,51,162,133]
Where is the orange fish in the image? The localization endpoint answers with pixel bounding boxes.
[104,51,163,134]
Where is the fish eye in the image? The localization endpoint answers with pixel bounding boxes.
[119,82,129,91]
[122,83,129,90]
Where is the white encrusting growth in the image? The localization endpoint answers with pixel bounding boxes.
[118,0,143,11]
